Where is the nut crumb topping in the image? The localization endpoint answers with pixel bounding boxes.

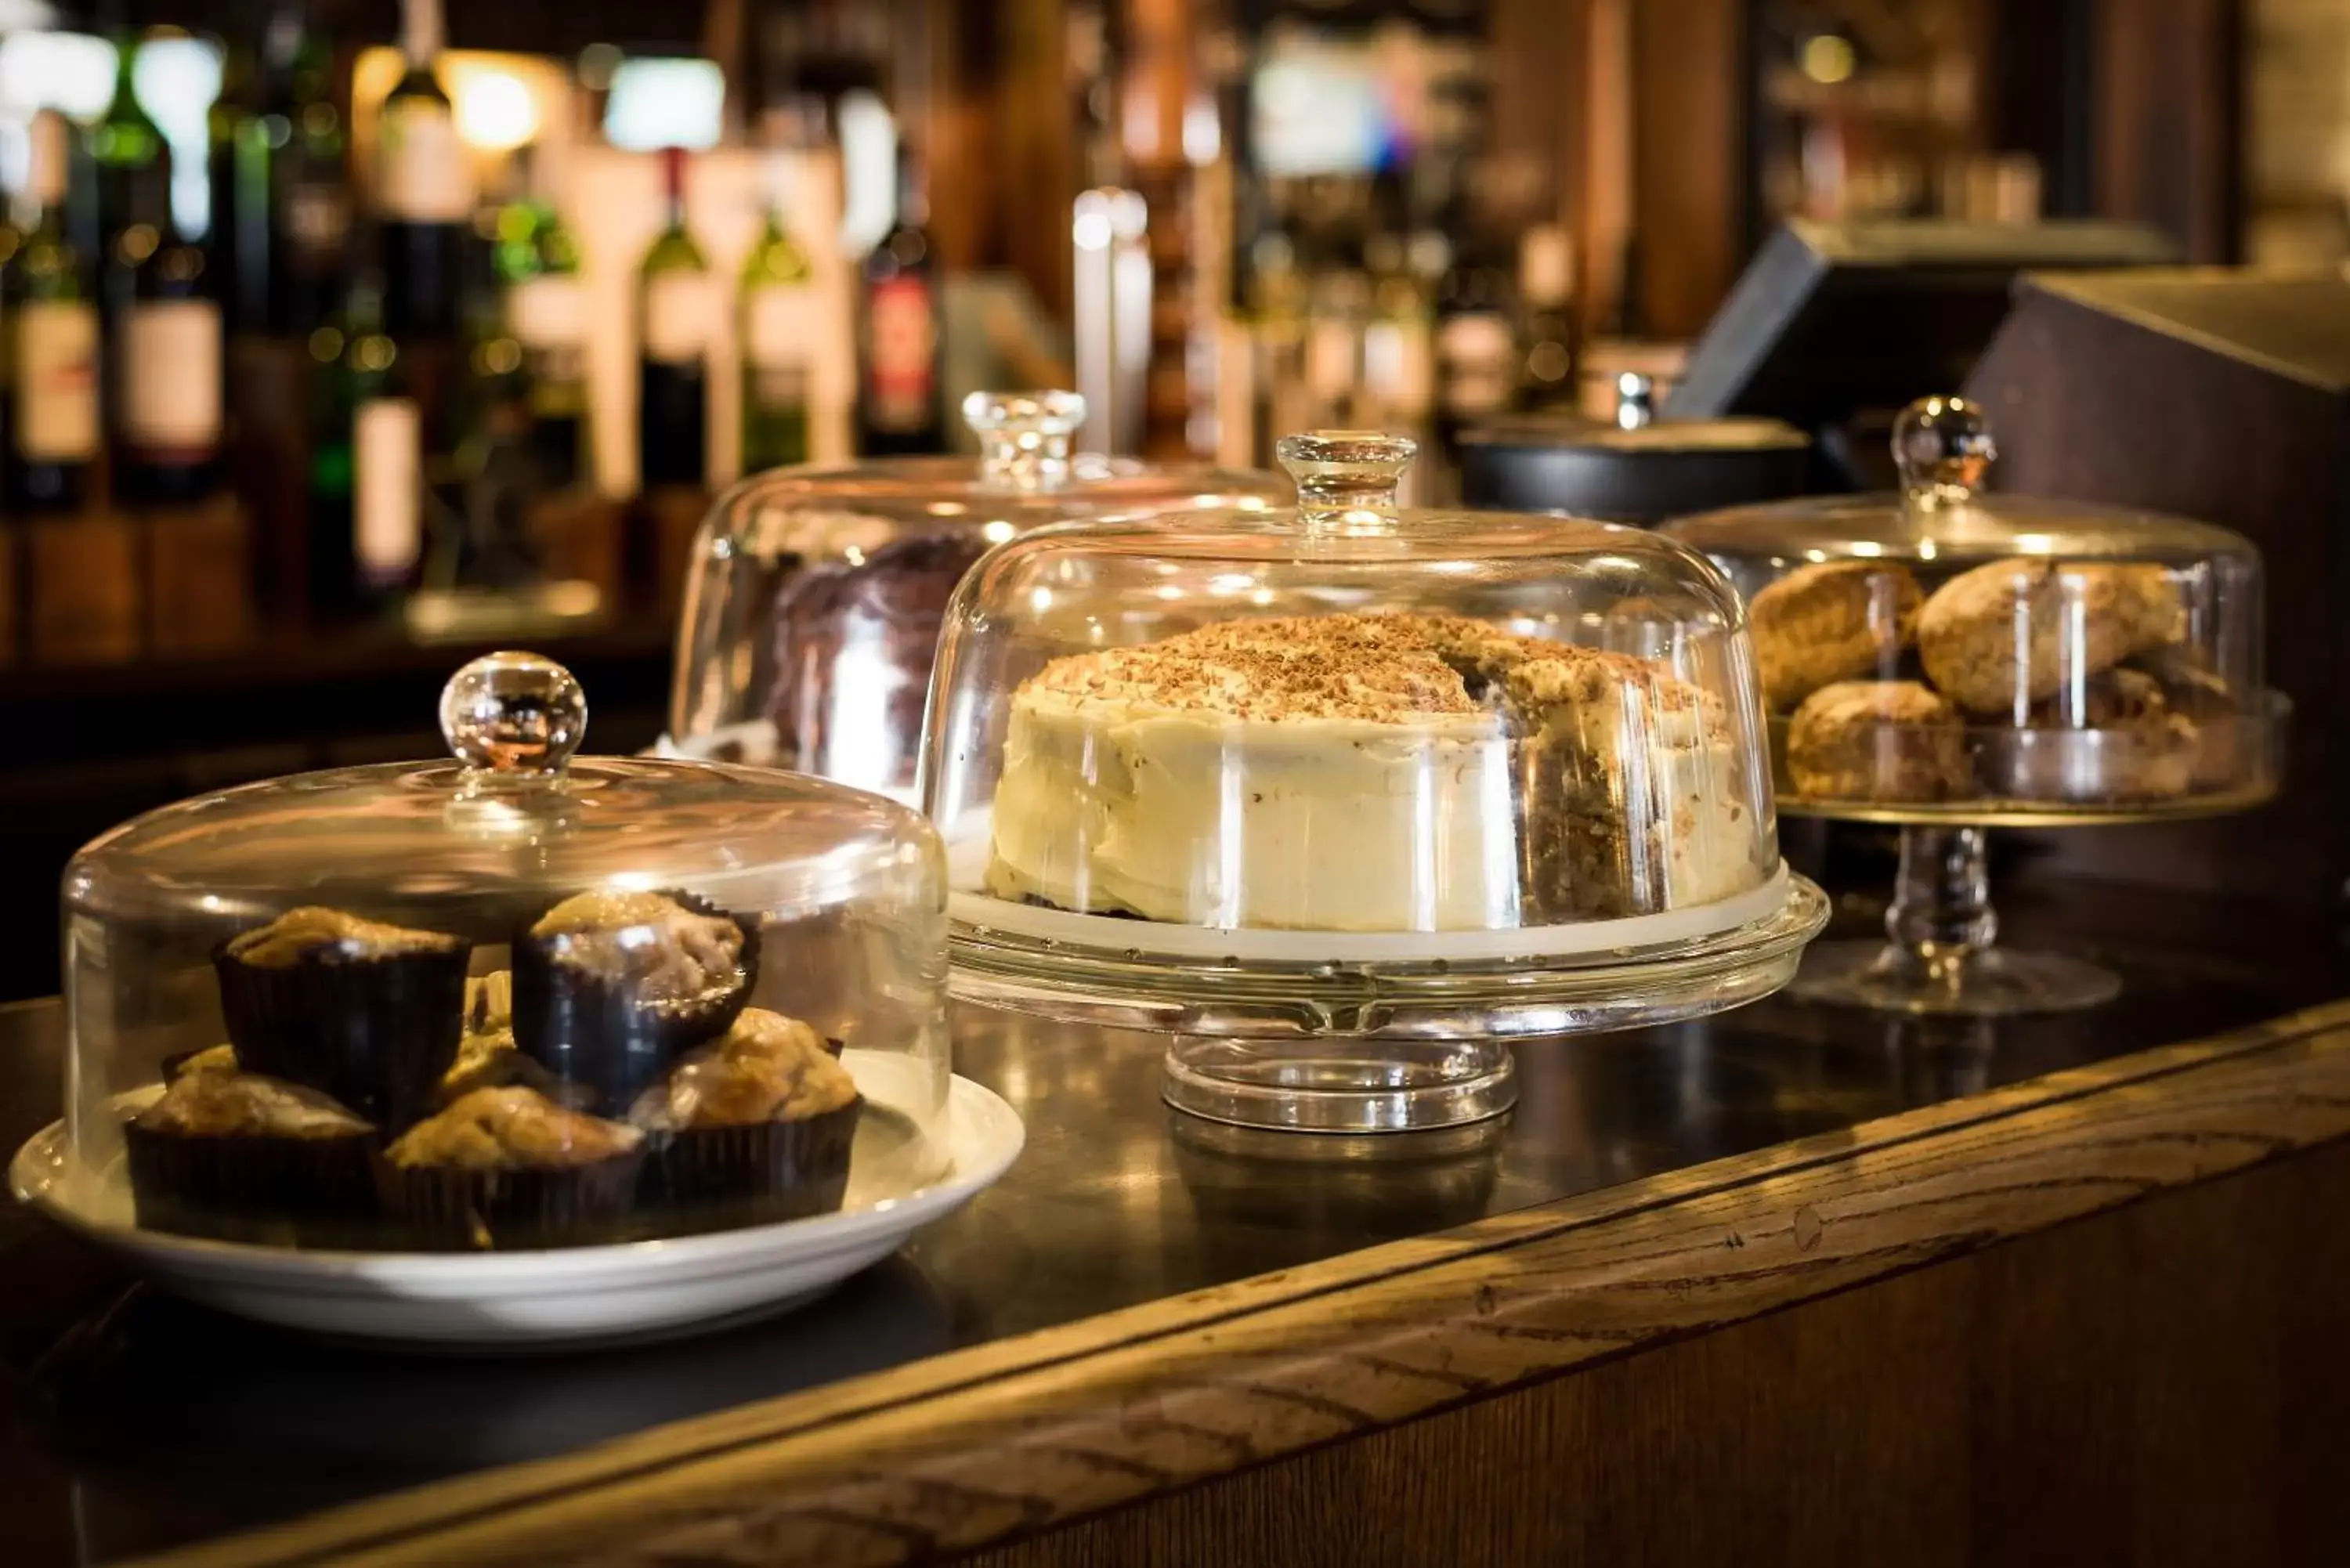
[1019,612,1723,734]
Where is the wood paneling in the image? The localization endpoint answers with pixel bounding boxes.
[2095,0,2245,262]
[969,1146,2350,1568]
[146,998,2350,1568]
[1629,0,1743,340]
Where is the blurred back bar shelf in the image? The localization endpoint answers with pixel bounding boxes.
[0,0,2286,961]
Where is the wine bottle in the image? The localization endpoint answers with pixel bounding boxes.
[114,203,222,506]
[241,2,349,339]
[1517,224,1578,411]
[378,0,472,341]
[92,27,170,342]
[636,146,710,490]
[344,272,424,605]
[856,146,942,456]
[208,26,252,336]
[1432,226,1518,453]
[9,112,99,515]
[739,150,815,471]
[499,143,587,491]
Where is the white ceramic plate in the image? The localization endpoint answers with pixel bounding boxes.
[9,1075,1022,1349]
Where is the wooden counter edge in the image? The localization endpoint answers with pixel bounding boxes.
[142,995,2350,1568]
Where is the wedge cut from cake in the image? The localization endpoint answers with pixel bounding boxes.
[982,612,1766,931]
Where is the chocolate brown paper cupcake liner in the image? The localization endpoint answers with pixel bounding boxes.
[511,891,759,1115]
[123,1121,377,1248]
[645,1096,861,1234]
[215,940,470,1133]
[372,1150,647,1251]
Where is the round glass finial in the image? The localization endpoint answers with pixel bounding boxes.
[439,651,588,773]
[1277,429,1417,522]
[1893,396,1996,508]
[965,388,1085,492]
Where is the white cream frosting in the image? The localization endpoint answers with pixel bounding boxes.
[981,613,1766,930]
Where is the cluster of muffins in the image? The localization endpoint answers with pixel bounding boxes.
[121,892,862,1251]
[1752,557,2236,807]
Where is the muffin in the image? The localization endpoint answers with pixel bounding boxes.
[1785,680,1970,804]
[161,1042,240,1079]
[1748,560,1923,710]
[375,1086,645,1250]
[1916,559,2183,716]
[1983,667,2199,804]
[631,1008,863,1234]
[214,907,470,1133]
[465,970,512,1036]
[2128,649,2246,790]
[511,890,759,1115]
[436,1025,572,1106]
[123,1070,375,1245]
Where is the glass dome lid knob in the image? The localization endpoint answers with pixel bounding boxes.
[1277,429,1417,528]
[1893,395,1997,510]
[439,651,588,775]
[964,388,1085,493]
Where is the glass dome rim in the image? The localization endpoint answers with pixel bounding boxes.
[705,453,1286,517]
[64,753,935,885]
[989,504,1723,559]
[1664,488,2258,558]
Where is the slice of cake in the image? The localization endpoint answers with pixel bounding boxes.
[982,612,1766,930]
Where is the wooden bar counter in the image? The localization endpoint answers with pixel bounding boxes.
[5,867,2348,1567]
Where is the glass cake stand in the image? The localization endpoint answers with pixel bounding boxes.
[924,428,1832,1132]
[1667,397,2288,1017]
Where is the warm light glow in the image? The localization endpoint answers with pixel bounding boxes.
[603,56,725,153]
[455,68,537,151]
[1800,34,1856,85]
[0,31,116,122]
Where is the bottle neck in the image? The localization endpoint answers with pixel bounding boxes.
[109,36,144,119]
[896,159,927,230]
[661,147,689,231]
[403,0,444,67]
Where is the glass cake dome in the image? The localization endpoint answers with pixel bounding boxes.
[667,390,1281,799]
[45,652,953,1255]
[920,429,1830,1132]
[1662,396,2287,1016]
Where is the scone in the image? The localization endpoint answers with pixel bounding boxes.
[1916,559,2183,716]
[1748,560,1923,710]
[982,612,1767,929]
[1983,667,2198,804]
[2127,649,2243,790]
[1784,680,1969,804]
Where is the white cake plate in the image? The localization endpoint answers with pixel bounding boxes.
[9,1075,1021,1349]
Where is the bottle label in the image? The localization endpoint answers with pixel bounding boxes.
[1306,319,1356,399]
[866,276,935,429]
[378,99,473,223]
[643,273,711,364]
[508,275,588,349]
[1437,312,1517,417]
[15,300,99,461]
[747,284,817,406]
[121,299,223,454]
[284,180,351,266]
[355,396,422,583]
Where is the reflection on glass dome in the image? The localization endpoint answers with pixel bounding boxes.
[667,390,1281,799]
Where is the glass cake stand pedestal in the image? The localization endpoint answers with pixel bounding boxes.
[948,866,1832,1134]
[1786,770,2280,1017]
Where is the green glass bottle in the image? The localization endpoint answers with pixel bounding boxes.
[92,29,168,336]
[636,146,710,490]
[739,153,815,472]
[498,144,588,490]
[9,111,99,514]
